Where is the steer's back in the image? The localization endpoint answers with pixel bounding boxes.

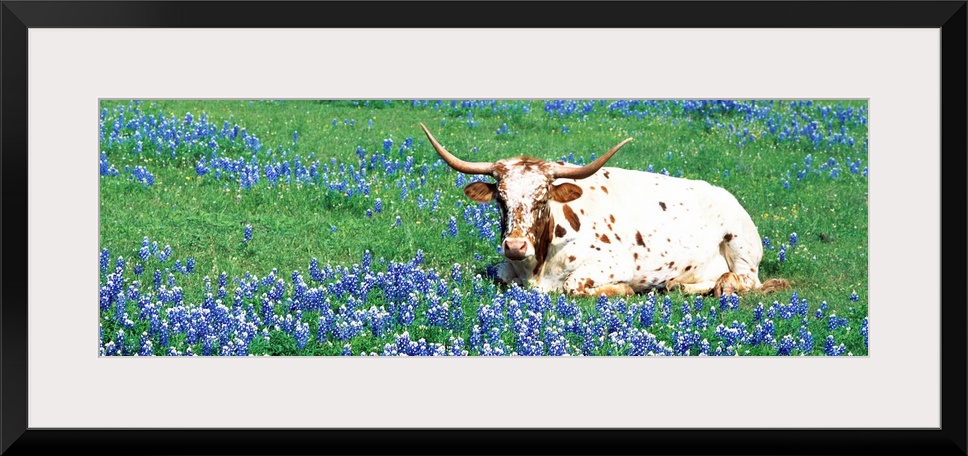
[545,166,763,292]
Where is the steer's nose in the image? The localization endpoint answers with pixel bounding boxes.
[502,238,529,260]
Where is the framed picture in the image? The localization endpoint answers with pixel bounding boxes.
[3,1,964,454]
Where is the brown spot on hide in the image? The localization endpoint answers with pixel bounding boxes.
[633,253,639,260]
[603,171,610,179]
[668,261,675,267]
[555,224,567,238]
[550,183,583,203]
[659,201,667,211]
[667,238,671,243]
[568,255,576,262]
[655,267,663,271]
[590,186,596,190]
[609,214,616,223]
[685,265,692,271]
[635,231,646,247]
[723,233,734,242]
[610,274,614,279]
[600,186,609,194]
[614,234,621,242]
[599,234,611,243]
[636,265,641,271]
[562,204,581,231]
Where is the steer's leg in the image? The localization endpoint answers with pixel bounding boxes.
[712,272,758,297]
[665,253,728,295]
[495,262,523,287]
[563,260,634,297]
[667,278,717,295]
[718,230,770,295]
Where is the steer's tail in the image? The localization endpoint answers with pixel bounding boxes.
[759,278,791,294]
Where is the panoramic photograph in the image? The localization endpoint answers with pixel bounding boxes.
[98,99,869,356]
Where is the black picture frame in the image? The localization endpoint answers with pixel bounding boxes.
[2,1,965,455]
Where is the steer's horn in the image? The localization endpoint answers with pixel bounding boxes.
[552,137,633,180]
[419,123,494,176]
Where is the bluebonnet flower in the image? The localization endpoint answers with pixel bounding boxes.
[776,335,794,356]
[330,226,337,232]
[133,263,144,275]
[860,317,869,348]
[447,216,458,237]
[789,232,798,246]
[186,257,195,273]
[244,224,252,243]
[798,326,813,354]
[295,322,310,349]
[763,237,772,250]
[374,198,383,213]
[309,258,323,282]
[195,157,209,176]
[824,335,846,356]
[99,248,110,273]
[451,263,463,284]
[131,166,155,187]
[99,153,119,176]
[366,209,373,217]
[342,344,353,356]
[692,296,704,314]
[849,291,859,302]
[778,245,787,262]
[661,296,673,325]
[159,245,171,262]
[293,130,299,144]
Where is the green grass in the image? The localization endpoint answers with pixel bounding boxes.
[99,99,868,356]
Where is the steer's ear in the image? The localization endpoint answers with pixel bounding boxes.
[464,182,497,203]
[550,183,583,203]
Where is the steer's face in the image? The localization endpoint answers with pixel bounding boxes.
[463,158,582,261]
[418,122,630,265]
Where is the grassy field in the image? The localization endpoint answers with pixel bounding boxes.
[98,99,868,356]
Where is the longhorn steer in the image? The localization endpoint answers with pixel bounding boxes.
[420,123,789,298]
